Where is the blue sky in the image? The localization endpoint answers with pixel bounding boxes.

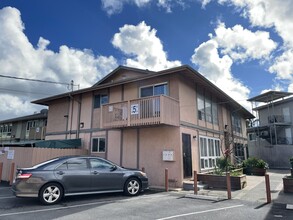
[0,0,292,120]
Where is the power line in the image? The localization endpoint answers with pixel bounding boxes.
[0,87,56,96]
[0,74,70,86]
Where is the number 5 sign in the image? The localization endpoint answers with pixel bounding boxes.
[131,104,139,115]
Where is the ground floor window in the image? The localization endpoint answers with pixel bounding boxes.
[234,143,245,162]
[92,137,106,153]
[200,136,221,169]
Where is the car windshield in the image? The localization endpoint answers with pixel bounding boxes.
[32,158,60,169]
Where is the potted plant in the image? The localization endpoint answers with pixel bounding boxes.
[283,157,293,193]
[242,157,268,176]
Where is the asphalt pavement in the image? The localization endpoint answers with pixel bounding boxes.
[0,170,293,220]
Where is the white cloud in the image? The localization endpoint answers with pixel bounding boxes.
[101,0,192,15]
[213,23,277,62]
[0,95,38,120]
[217,0,293,92]
[0,7,118,120]
[101,0,151,15]
[191,21,277,109]
[269,50,293,80]
[112,21,181,71]
[191,39,251,109]
[199,0,212,8]
[219,0,293,46]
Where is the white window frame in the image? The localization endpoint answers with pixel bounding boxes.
[91,137,106,153]
[199,136,221,170]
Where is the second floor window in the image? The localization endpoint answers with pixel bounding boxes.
[197,91,218,124]
[94,94,108,108]
[140,83,168,98]
[232,114,242,133]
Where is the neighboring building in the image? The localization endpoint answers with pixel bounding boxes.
[0,109,48,145]
[32,65,254,187]
[247,91,293,168]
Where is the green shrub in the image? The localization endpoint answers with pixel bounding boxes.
[216,157,232,171]
[242,157,268,169]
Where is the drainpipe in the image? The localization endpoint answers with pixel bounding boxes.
[69,95,74,139]
[76,94,82,139]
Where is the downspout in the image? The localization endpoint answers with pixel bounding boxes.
[65,96,70,140]
[69,94,74,139]
[76,94,82,139]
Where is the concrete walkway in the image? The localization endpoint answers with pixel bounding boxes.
[186,169,292,206]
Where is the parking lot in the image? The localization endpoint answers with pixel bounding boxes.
[1,183,293,220]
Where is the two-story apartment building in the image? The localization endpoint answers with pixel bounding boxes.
[247,91,293,168]
[32,65,254,187]
[0,109,47,145]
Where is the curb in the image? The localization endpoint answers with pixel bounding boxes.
[184,193,221,201]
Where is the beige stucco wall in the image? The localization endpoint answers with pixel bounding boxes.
[109,85,122,102]
[45,135,67,140]
[121,129,138,169]
[79,92,93,130]
[139,126,181,187]
[123,82,138,100]
[178,77,196,124]
[107,130,121,165]
[46,98,69,133]
[79,132,92,151]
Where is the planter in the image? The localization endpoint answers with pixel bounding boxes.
[243,167,267,176]
[283,177,293,193]
[197,173,247,190]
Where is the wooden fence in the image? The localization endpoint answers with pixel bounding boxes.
[0,147,88,182]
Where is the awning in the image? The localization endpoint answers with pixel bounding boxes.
[247,91,293,102]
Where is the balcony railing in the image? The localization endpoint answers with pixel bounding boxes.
[268,115,291,124]
[102,95,179,128]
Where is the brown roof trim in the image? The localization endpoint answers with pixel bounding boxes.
[0,109,48,124]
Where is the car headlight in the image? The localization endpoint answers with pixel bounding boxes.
[139,171,147,177]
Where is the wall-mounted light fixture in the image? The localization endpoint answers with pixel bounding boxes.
[193,135,197,139]
[80,122,84,128]
[64,115,68,118]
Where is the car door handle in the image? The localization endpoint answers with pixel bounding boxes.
[56,171,64,175]
[92,171,99,175]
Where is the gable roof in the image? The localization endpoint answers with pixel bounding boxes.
[92,65,155,86]
[32,65,254,119]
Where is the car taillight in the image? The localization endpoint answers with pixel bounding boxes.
[17,173,32,179]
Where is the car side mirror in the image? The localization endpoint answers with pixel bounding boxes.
[110,165,117,171]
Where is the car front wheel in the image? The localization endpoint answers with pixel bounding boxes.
[124,178,141,196]
[39,183,63,205]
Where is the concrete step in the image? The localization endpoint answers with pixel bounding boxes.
[182,181,208,191]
